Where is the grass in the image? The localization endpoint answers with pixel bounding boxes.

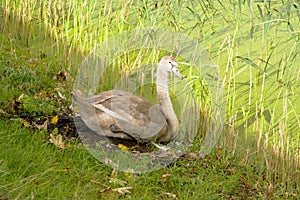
[0,0,299,199]
[1,120,292,199]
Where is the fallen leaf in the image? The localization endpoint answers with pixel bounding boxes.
[162,173,171,182]
[33,120,48,130]
[18,94,25,102]
[118,144,129,151]
[51,115,59,124]
[21,119,30,127]
[49,134,65,149]
[33,93,39,99]
[161,192,177,199]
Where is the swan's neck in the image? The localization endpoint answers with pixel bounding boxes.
[156,66,179,139]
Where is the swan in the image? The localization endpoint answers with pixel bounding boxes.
[73,56,183,143]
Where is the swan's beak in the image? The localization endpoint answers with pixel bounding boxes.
[172,66,184,80]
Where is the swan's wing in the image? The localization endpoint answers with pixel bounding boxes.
[74,90,168,142]
[91,90,168,142]
[73,90,133,140]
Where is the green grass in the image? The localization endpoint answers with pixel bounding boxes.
[2,120,295,199]
[0,0,299,199]
[0,120,110,199]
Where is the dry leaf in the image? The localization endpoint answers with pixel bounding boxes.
[161,192,177,199]
[33,93,39,99]
[51,115,59,124]
[33,120,48,130]
[18,94,25,102]
[21,119,30,127]
[118,144,129,151]
[49,134,65,149]
[162,173,171,182]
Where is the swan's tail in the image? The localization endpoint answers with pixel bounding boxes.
[72,90,92,110]
[72,90,103,132]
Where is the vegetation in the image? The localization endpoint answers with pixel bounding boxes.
[0,0,299,199]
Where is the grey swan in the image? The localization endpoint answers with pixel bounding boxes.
[73,56,183,143]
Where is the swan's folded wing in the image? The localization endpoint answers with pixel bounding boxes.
[73,90,135,140]
[73,90,168,142]
[91,90,168,142]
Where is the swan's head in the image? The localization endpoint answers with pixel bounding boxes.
[158,56,184,80]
